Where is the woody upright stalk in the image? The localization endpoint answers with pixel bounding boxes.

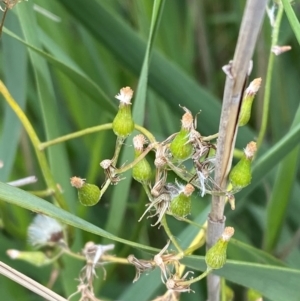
[206,1,268,301]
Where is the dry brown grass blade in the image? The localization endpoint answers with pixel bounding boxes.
[0,261,67,301]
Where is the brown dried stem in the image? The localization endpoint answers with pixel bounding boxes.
[206,1,268,301]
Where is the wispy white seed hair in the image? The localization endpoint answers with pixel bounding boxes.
[27,214,63,247]
[115,87,134,105]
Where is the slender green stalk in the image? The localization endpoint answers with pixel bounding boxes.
[161,215,183,254]
[39,124,113,150]
[0,81,69,211]
[111,137,125,165]
[257,3,284,148]
[142,183,153,201]
[173,216,202,228]
[116,142,158,174]
[202,133,218,141]
[39,124,156,150]
[281,0,300,45]
[179,269,211,286]
[99,178,112,197]
[28,189,55,198]
[233,148,244,159]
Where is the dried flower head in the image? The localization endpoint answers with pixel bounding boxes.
[139,190,171,226]
[138,171,172,226]
[153,241,181,283]
[165,271,194,293]
[133,134,148,152]
[154,144,170,169]
[81,242,115,282]
[193,156,217,197]
[27,214,64,248]
[99,159,121,184]
[0,0,26,10]
[69,242,114,301]
[68,281,103,301]
[151,290,180,301]
[127,254,154,282]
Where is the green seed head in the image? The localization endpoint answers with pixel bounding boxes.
[132,134,152,184]
[112,87,135,138]
[239,78,261,127]
[70,177,101,206]
[205,227,234,270]
[132,157,152,184]
[225,284,234,301]
[170,129,193,161]
[170,184,194,218]
[229,142,257,191]
[170,110,194,160]
[112,104,135,137]
[246,288,263,301]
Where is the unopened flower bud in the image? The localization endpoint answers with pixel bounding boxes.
[229,142,257,191]
[170,110,194,160]
[239,78,261,126]
[132,135,152,184]
[205,227,235,270]
[7,250,52,267]
[246,288,263,301]
[170,184,194,218]
[225,284,234,301]
[70,176,101,206]
[112,87,135,138]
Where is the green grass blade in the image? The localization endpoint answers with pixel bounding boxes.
[0,14,27,182]
[2,27,116,116]
[133,0,165,125]
[183,256,299,301]
[282,0,300,45]
[16,3,75,210]
[263,102,300,252]
[0,181,157,252]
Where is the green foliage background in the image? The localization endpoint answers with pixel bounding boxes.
[0,0,300,300]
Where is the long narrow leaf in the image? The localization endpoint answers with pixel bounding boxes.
[0,181,157,252]
[182,256,299,301]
